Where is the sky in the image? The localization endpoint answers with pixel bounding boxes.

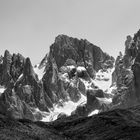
[0,0,140,64]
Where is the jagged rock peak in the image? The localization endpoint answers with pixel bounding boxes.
[54,34,90,46]
[23,57,36,77]
[49,34,115,72]
[133,29,140,42]
[55,34,70,43]
[4,49,11,56]
[3,50,12,61]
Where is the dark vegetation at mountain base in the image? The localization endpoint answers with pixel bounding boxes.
[0,105,140,140]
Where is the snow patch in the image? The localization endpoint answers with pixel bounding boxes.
[105,84,117,95]
[67,65,75,70]
[34,64,45,80]
[77,66,86,72]
[24,85,30,88]
[96,97,112,104]
[80,78,94,90]
[41,94,86,122]
[0,86,6,94]
[94,68,114,91]
[59,73,70,83]
[88,109,99,116]
[17,74,23,81]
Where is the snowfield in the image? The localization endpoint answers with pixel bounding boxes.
[41,94,86,122]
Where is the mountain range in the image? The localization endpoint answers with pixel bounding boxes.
[0,29,140,139]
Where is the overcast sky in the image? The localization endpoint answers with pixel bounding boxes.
[0,0,140,64]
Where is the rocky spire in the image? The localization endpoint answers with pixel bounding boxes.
[23,57,38,81]
[1,50,13,86]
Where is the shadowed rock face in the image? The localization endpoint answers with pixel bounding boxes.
[11,53,25,81]
[86,89,102,111]
[0,50,25,87]
[49,35,114,77]
[15,58,50,112]
[132,53,140,102]
[1,50,13,86]
[23,57,37,80]
[130,30,140,103]
[111,30,140,109]
[72,89,106,117]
